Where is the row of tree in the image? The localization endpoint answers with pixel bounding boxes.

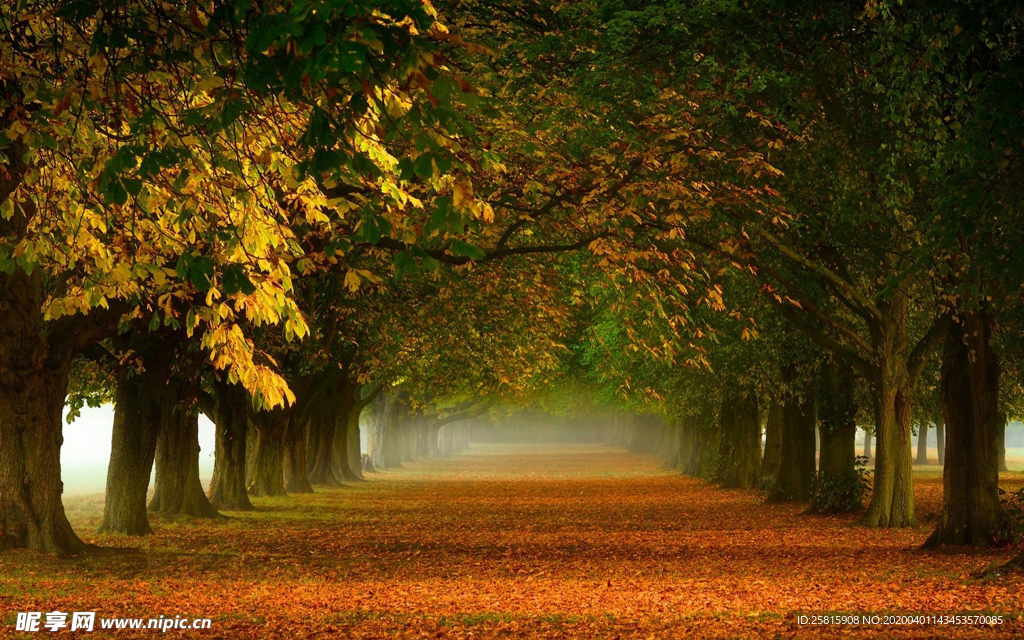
[2,1,1023,574]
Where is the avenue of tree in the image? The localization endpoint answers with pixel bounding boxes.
[1,0,1023,573]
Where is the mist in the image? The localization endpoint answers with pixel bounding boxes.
[61,405,216,495]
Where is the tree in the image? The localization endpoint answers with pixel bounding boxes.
[1,0,480,552]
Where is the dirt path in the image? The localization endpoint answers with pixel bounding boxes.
[2,443,1022,638]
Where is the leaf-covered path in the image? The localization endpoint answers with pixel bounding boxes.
[3,444,1023,638]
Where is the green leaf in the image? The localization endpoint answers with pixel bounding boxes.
[413,154,434,179]
[223,264,257,295]
[394,250,416,280]
[450,240,486,261]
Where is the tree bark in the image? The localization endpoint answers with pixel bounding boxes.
[722,390,760,489]
[309,386,354,485]
[248,408,289,497]
[0,276,85,552]
[98,366,161,535]
[915,421,929,465]
[768,370,816,503]
[863,429,872,459]
[677,417,694,474]
[148,378,220,518]
[924,311,1005,548]
[811,361,860,513]
[860,366,916,527]
[712,395,735,483]
[339,398,364,481]
[685,407,712,477]
[283,414,313,493]
[367,392,399,469]
[384,394,407,468]
[207,378,253,511]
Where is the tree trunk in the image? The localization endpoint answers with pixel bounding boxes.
[723,390,760,489]
[915,421,929,465]
[207,379,253,511]
[924,311,1005,548]
[248,409,289,497]
[811,362,860,513]
[309,387,353,485]
[677,418,693,474]
[341,401,364,480]
[713,395,735,483]
[760,400,783,485]
[685,408,711,477]
[367,392,398,470]
[383,395,406,468]
[148,379,220,518]
[860,368,916,527]
[0,279,85,552]
[283,414,313,493]
[440,424,455,458]
[768,368,816,502]
[863,429,872,459]
[98,368,161,535]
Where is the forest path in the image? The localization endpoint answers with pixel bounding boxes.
[3,443,1023,638]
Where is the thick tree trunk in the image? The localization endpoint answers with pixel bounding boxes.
[367,392,399,470]
[677,418,693,474]
[0,277,85,552]
[340,402,364,480]
[810,362,860,513]
[207,379,253,511]
[685,407,711,477]
[384,396,406,468]
[915,421,929,465]
[768,387,816,502]
[306,384,354,485]
[666,421,681,469]
[713,396,735,483]
[148,380,220,518]
[723,390,760,489]
[860,368,916,527]
[439,423,456,458]
[308,397,342,486]
[283,414,313,493]
[760,400,783,484]
[98,368,161,535]
[924,312,1005,548]
[248,409,289,497]
[859,290,927,528]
